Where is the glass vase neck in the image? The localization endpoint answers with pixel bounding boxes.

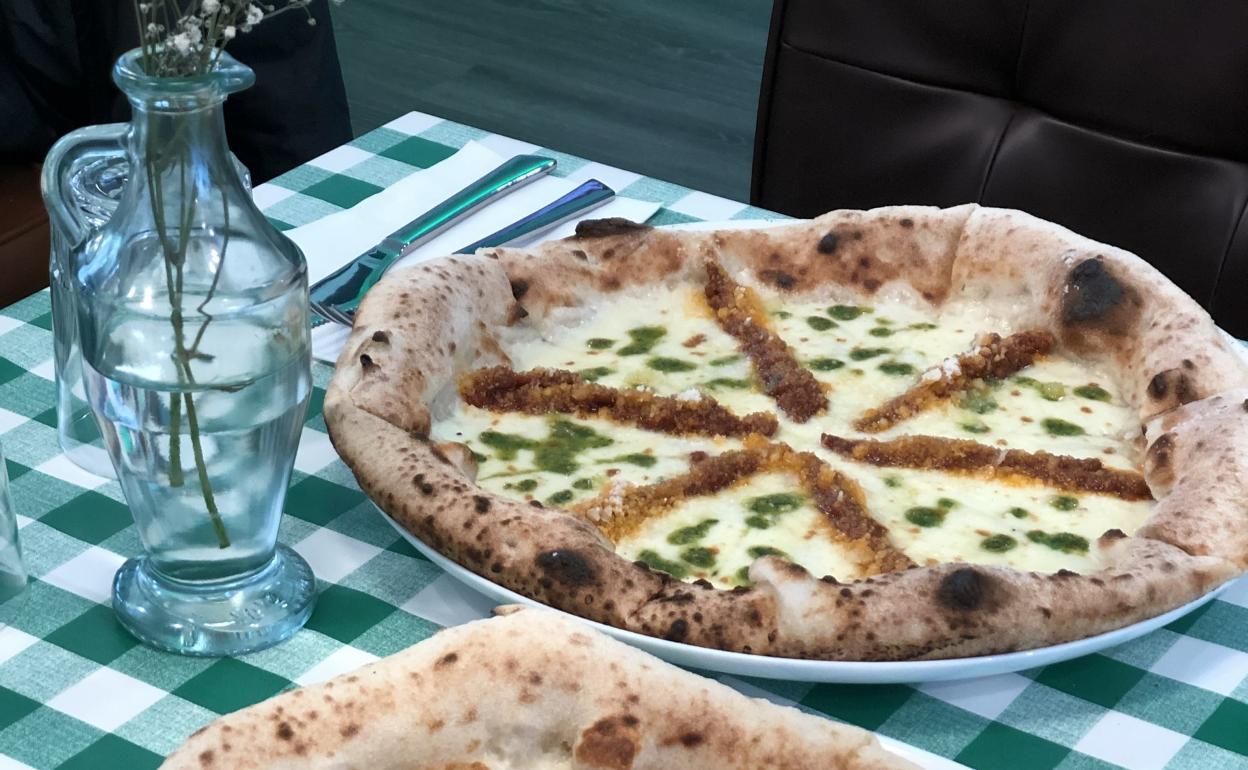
[113,48,254,110]
[111,49,254,218]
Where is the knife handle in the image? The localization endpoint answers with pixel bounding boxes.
[327,179,617,319]
[377,154,557,254]
[309,154,555,308]
[456,179,615,254]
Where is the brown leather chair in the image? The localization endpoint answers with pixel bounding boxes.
[752,0,1248,337]
[0,165,48,307]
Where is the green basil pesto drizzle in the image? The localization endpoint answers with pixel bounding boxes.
[618,325,666,356]
[958,389,998,414]
[878,361,915,376]
[647,356,696,372]
[1027,530,1089,554]
[637,550,688,579]
[1050,495,1080,511]
[667,518,718,545]
[1043,418,1085,436]
[808,357,844,371]
[981,534,1017,552]
[681,546,716,568]
[703,377,752,390]
[600,453,657,468]
[1074,384,1111,402]
[578,366,613,382]
[828,304,870,321]
[744,492,804,529]
[479,418,613,476]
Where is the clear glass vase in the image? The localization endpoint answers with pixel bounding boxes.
[68,49,316,656]
[44,125,250,479]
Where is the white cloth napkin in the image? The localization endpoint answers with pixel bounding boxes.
[287,141,661,362]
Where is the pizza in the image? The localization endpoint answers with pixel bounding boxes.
[324,205,1248,661]
[162,608,914,769]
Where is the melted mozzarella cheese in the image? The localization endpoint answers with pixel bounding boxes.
[436,283,1153,581]
[616,472,861,589]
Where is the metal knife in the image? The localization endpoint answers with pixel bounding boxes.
[308,154,556,313]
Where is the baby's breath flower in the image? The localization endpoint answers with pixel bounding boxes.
[170,32,192,55]
[135,0,341,75]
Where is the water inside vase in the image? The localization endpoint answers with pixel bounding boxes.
[81,267,309,583]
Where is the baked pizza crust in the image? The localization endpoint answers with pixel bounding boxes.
[163,608,914,770]
[324,205,1246,661]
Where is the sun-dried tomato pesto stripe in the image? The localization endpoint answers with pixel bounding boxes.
[702,260,827,423]
[579,436,912,577]
[822,433,1152,501]
[853,330,1055,433]
[774,439,914,574]
[460,366,778,438]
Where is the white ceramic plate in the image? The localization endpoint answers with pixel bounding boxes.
[382,509,1230,684]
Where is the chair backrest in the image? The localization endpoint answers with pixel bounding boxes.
[752,0,1248,337]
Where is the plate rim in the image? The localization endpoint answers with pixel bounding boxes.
[379,506,1232,684]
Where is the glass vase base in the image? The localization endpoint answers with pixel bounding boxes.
[112,544,316,657]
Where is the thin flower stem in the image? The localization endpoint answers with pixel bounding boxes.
[182,391,229,548]
[144,119,230,549]
[168,388,184,486]
[186,188,229,358]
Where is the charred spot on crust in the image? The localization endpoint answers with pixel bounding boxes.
[507,303,529,323]
[678,732,704,747]
[198,750,214,766]
[816,232,840,254]
[1148,432,1175,470]
[436,652,459,668]
[509,278,530,300]
[370,330,390,344]
[340,724,360,738]
[536,549,596,586]
[359,354,377,372]
[276,722,294,741]
[472,495,490,513]
[1148,368,1197,405]
[759,269,796,290]
[899,217,914,228]
[936,568,1000,612]
[413,473,434,495]
[1101,528,1128,540]
[1148,372,1168,399]
[1061,258,1138,335]
[571,249,589,261]
[664,618,689,641]
[574,217,651,239]
[575,716,640,770]
[1062,258,1123,322]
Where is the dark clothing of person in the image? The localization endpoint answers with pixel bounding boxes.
[0,0,352,182]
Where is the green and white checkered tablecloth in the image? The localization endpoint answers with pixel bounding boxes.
[0,111,1245,770]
